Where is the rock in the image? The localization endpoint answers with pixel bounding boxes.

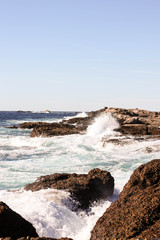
[90,159,160,240]
[119,124,148,135]
[19,122,49,129]
[0,201,38,238]
[123,117,144,124]
[147,125,160,135]
[144,145,160,153]
[30,123,81,137]
[24,168,114,210]
[10,107,160,138]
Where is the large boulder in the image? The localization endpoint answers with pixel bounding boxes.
[24,168,114,210]
[0,202,38,239]
[90,159,160,240]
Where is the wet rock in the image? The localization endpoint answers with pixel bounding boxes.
[119,124,148,135]
[144,145,160,153]
[19,122,50,129]
[30,123,81,137]
[0,201,38,238]
[102,137,135,146]
[90,159,160,240]
[147,125,160,135]
[24,168,114,210]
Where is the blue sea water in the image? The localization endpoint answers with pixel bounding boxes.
[0,111,159,239]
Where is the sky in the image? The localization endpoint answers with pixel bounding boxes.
[0,0,160,111]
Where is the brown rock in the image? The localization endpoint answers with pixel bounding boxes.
[119,124,148,135]
[147,125,160,135]
[0,202,38,239]
[90,159,160,240]
[24,169,114,210]
[30,123,81,137]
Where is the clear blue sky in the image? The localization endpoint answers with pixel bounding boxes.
[0,0,160,111]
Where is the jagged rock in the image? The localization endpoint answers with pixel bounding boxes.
[0,202,38,238]
[24,168,114,210]
[90,159,160,240]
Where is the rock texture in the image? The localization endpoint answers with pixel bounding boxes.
[30,123,81,137]
[90,159,160,240]
[0,202,38,239]
[24,168,114,210]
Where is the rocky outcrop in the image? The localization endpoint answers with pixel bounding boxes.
[9,107,160,138]
[90,159,160,240]
[30,123,82,137]
[0,201,38,239]
[24,168,114,210]
[106,107,160,136]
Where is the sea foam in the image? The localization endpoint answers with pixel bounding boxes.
[87,113,120,136]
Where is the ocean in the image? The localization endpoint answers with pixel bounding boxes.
[0,111,160,239]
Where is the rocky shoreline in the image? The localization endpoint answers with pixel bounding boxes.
[0,159,160,239]
[9,107,160,140]
[2,107,160,239]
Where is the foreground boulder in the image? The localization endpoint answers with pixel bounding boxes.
[90,159,160,240]
[24,168,114,210]
[0,202,38,239]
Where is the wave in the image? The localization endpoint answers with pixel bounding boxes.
[63,112,88,121]
[0,188,114,240]
[87,113,120,137]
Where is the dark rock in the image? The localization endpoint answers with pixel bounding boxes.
[30,123,81,137]
[24,168,114,210]
[90,159,160,240]
[0,202,38,239]
[19,122,49,129]
[123,117,144,124]
[147,125,160,135]
[119,124,148,135]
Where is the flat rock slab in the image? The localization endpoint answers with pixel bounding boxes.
[90,159,160,240]
[0,202,38,239]
[24,168,114,210]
